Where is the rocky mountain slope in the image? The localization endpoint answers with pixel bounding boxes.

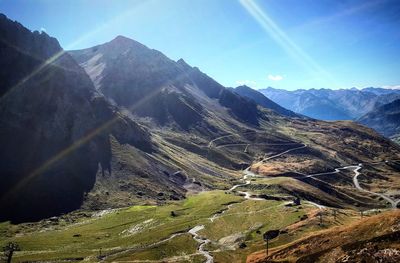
[260,87,400,120]
[0,14,155,222]
[70,36,400,213]
[70,36,261,129]
[358,99,400,141]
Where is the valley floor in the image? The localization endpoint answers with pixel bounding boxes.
[0,190,362,263]
[1,135,400,263]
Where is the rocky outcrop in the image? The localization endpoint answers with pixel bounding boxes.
[0,14,151,222]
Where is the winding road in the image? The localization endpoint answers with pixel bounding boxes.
[228,143,308,201]
[135,139,398,263]
[190,136,400,263]
[351,164,399,209]
[306,163,400,209]
[187,143,309,262]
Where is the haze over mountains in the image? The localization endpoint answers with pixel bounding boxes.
[232,85,300,118]
[1,13,400,263]
[260,87,400,121]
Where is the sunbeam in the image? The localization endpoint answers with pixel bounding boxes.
[0,85,163,203]
[239,0,340,88]
[0,67,193,204]
[0,0,152,102]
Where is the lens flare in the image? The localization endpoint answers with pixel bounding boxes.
[0,64,196,203]
[0,0,151,102]
[239,0,339,87]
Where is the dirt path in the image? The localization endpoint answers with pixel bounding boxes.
[262,144,307,161]
[216,142,299,149]
[208,130,297,149]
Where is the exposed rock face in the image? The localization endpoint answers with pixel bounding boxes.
[69,36,261,128]
[0,14,151,222]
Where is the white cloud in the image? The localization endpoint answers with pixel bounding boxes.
[236,80,257,87]
[39,27,46,33]
[268,74,283,81]
[382,85,400,90]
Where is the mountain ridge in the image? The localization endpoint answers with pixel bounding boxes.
[233,85,302,118]
[260,87,400,120]
[69,35,262,128]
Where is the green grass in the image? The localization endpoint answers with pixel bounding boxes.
[1,190,332,263]
[1,191,241,262]
[110,233,199,262]
[202,199,307,262]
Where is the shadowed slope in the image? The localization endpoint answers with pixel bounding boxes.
[0,14,151,222]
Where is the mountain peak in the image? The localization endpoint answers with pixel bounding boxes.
[107,35,146,50]
[177,58,192,70]
[113,35,132,42]
[236,85,252,90]
[177,58,187,64]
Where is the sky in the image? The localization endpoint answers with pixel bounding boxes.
[1,0,399,90]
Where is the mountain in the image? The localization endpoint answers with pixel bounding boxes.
[260,87,400,120]
[2,14,400,263]
[0,14,156,222]
[358,99,400,141]
[233,85,300,118]
[363,87,400,95]
[2,13,400,223]
[69,36,261,128]
[69,36,400,213]
[0,19,268,222]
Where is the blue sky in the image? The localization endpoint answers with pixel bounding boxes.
[1,0,399,90]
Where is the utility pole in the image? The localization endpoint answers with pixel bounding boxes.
[318,212,323,226]
[263,230,279,258]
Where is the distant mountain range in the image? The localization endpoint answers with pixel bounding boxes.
[260,87,400,121]
[232,85,300,118]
